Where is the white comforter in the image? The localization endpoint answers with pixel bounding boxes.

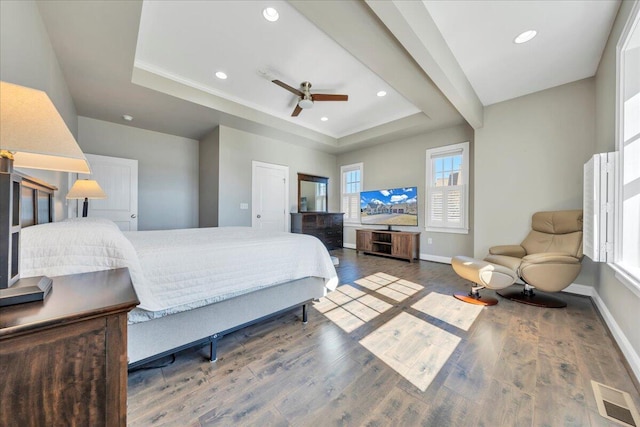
[124,227,338,318]
[20,219,338,318]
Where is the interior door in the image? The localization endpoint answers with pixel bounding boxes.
[71,153,139,231]
[251,161,288,231]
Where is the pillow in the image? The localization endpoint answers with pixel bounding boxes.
[19,217,146,289]
[60,216,122,230]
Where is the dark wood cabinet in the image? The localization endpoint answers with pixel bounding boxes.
[0,268,138,427]
[355,229,420,262]
[291,212,344,250]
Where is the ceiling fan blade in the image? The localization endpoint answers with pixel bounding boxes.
[272,80,304,97]
[312,94,348,102]
[291,104,303,117]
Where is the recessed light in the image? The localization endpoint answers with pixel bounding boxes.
[122,114,133,121]
[215,71,228,80]
[514,30,537,44]
[377,91,387,97]
[320,117,328,122]
[263,7,279,22]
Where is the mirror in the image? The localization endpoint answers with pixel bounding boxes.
[298,173,328,212]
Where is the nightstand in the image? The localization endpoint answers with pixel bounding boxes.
[0,268,138,427]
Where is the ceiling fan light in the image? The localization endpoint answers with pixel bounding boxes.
[262,7,279,22]
[298,98,314,109]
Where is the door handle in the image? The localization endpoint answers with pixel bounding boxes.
[131,214,137,218]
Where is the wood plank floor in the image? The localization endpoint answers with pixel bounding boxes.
[127,249,640,426]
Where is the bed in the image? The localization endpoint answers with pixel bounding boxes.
[19,217,338,368]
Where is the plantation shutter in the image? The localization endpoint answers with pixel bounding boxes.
[426,143,468,232]
[341,164,363,224]
[427,186,465,228]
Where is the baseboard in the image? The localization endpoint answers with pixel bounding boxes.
[419,253,452,264]
[563,283,594,297]
[591,289,640,384]
[343,243,356,250]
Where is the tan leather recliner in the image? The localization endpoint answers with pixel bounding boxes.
[485,210,583,307]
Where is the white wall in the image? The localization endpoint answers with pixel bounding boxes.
[337,124,474,260]
[78,117,199,230]
[1,0,78,220]
[217,125,338,227]
[594,0,640,377]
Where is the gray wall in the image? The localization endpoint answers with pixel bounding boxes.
[199,127,220,227]
[1,0,77,220]
[78,116,199,230]
[594,0,640,370]
[474,78,597,286]
[337,124,475,260]
[217,125,338,227]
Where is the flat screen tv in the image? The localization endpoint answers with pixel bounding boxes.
[360,186,418,228]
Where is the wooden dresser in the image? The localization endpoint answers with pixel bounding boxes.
[291,212,344,250]
[0,268,138,427]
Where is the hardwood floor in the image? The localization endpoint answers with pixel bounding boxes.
[127,249,640,426]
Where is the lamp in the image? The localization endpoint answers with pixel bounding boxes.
[0,81,90,306]
[66,179,106,217]
[298,96,314,110]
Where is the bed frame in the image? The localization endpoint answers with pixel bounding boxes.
[17,174,328,369]
[127,276,327,369]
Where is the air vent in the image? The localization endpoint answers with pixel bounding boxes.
[591,380,640,426]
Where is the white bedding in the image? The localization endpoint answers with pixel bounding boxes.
[20,218,338,322]
[125,227,338,322]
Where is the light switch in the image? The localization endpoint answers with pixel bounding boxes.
[240,203,249,210]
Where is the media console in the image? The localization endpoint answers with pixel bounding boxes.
[355,229,420,262]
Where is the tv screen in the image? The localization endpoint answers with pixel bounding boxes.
[360,187,418,227]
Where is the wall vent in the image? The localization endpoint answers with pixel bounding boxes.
[591,380,640,426]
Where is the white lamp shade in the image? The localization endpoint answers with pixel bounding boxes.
[66,179,107,200]
[0,81,90,174]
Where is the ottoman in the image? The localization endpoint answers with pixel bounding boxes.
[451,255,518,306]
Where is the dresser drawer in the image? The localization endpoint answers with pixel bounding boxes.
[290,213,344,251]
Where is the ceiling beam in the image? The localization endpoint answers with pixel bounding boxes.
[290,0,463,135]
[365,0,484,129]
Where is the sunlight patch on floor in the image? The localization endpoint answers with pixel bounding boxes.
[411,292,483,331]
[314,284,392,333]
[355,273,424,302]
[359,312,461,392]
[317,273,461,392]
[354,277,382,290]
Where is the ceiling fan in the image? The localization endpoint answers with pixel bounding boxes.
[272,80,348,117]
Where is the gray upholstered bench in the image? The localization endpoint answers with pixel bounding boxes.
[451,255,518,306]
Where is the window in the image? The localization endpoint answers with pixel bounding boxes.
[425,142,469,233]
[341,163,363,224]
[614,2,640,292]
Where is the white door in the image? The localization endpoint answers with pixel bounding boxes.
[70,154,139,231]
[251,161,288,231]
